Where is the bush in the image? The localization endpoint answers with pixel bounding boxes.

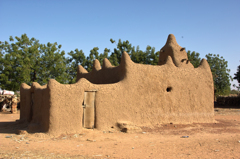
[230,89,239,95]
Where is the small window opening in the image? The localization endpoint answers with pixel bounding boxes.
[166,87,172,92]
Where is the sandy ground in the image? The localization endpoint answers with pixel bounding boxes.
[0,108,240,159]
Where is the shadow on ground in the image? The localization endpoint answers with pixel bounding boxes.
[0,111,27,134]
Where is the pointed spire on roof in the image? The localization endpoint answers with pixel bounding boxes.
[198,58,210,70]
[93,59,101,71]
[166,34,178,46]
[158,34,188,67]
[78,65,88,73]
[165,56,175,67]
[120,52,133,66]
[103,58,112,68]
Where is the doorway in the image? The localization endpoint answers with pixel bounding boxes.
[82,90,97,129]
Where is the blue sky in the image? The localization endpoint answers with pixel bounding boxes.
[0,0,239,88]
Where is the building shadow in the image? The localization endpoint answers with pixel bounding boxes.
[0,111,27,134]
[0,121,28,134]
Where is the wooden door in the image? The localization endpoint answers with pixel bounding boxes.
[83,90,96,129]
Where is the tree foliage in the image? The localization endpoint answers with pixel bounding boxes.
[230,89,239,95]
[233,65,240,86]
[108,39,158,66]
[0,34,67,90]
[187,50,201,68]
[67,49,86,84]
[205,53,231,96]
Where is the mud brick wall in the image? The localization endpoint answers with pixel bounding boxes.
[20,34,215,136]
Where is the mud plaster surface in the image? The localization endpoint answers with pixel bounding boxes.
[19,34,214,136]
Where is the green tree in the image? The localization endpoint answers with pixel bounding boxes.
[85,47,100,72]
[83,47,110,72]
[130,46,146,64]
[109,39,133,66]
[230,89,239,95]
[0,34,40,90]
[108,39,159,66]
[97,48,110,66]
[67,49,86,83]
[0,46,3,75]
[0,34,67,91]
[233,65,240,92]
[233,65,240,85]
[39,42,68,84]
[187,50,201,68]
[205,53,231,96]
[145,46,159,65]
[130,45,158,65]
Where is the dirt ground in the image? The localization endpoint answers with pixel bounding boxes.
[0,108,240,159]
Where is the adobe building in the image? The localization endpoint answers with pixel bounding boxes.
[19,34,214,136]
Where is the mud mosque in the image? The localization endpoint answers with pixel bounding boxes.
[19,34,214,136]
